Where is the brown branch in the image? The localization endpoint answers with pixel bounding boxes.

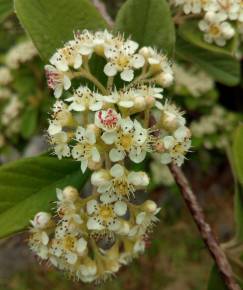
[169,163,240,290]
[92,0,114,27]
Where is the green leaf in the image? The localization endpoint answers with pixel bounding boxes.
[233,124,243,185]
[14,0,107,61]
[21,107,38,139]
[115,0,175,56]
[0,156,90,238]
[176,36,240,86]
[233,125,243,241]
[207,265,228,290]
[0,0,13,23]
[178,20,238,56]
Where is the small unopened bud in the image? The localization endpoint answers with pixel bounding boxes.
[145,95,155,107]
[88,159,103,171]
[56,110,75,127]
[160,111,179,132]
[118,220,130,235]
[62,186,79,201]
[142,200,158,213]
[155,72,173,87]
[32,212,51,229]
[133,96,146,111]
[91,169,109,186]
[139,47,150,59]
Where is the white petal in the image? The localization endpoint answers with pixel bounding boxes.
[129,148,146,163]
[101,131,117,145]
[110,164,124,178]
[81,159,88,173]
[109,148,125,162]
[136,212,146,224]
[77,238,87,254]
[163,136,175,149]
[87,217,104,230]
[89,101,103,111]
[104,62,117,77]
[67,252,78,264]
[120,69,134,82]
[132,54,145,68]
[87,200,98,215]
[54,86,63,98]
[63,75,71,90]
[41,232,49,245]
[100,192,118,203]
[91,147,100,162]
[74,54,82,69]
[114,201,127,216]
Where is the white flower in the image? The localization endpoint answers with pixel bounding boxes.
[50,234,87,265]
[45,65,71,98]
[86,199,127,232]
[50,44,82,71]
[95,108,121,132]
[173,63,214,97]
[73,30,96,56]
[0,67,12,85]
[129,205,160,237]
[50,132,71,159]
[139,47,173,87]
[66,86,103,112]
[31,212,52,229]
[199,12,235,46]
[91,164,149,198]
[160,127,191,166]
[1,96,22,125]
[72,127,100,172]
[101,118,155,163]
[104,38,144,81]
[5,41,37,69]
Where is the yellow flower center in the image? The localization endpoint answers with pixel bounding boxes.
[63,236,75,250]
[209,25,221,37]
[120,134,133,150]
[116,55,130,69]
[99,205,114,221]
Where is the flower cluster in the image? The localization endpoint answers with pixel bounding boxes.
[171,0,243,47]
[29,186,160,282]
[30,30,191,282]
[5,41,38,69]
[191,105,239,149]
[173,63,214,98]
[0,40,45,152]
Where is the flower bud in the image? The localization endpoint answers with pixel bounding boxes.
[155,72,173,87]
[142,200,158,213]
[56,110,75,127]
[62,186,79,201]
[91,169,109,186]
[32,212,51,229]
[160,110,179,132]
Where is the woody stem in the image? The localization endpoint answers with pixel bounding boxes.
[169,163,240,290]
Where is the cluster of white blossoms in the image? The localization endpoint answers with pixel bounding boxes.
[5,40,38,69]
[0,41,39,147]
[173,63,214,97]
[29,30,191,282]
[171,0,243,47]
[191,105,239,149]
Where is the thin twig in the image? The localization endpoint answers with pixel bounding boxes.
[169,163,240,290]
[92,0,114,27]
